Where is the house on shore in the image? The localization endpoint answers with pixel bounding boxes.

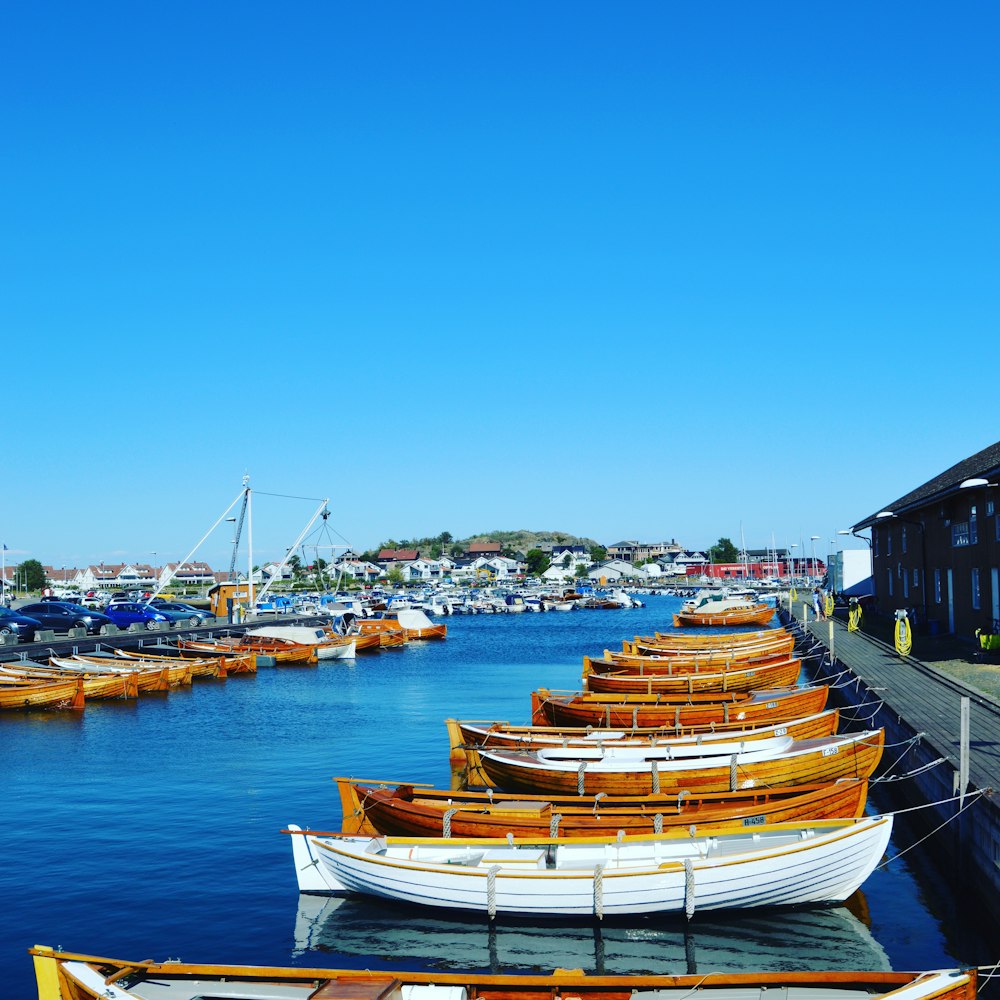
[852,438,1000,638]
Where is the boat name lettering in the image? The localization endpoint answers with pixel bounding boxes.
[742,815,767,826]
[765,701,777,709]
[821,746,840,757]
[775,727,787,736]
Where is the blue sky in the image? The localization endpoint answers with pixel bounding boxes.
[2,2,997,571]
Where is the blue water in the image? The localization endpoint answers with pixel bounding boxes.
[1,596,993,997]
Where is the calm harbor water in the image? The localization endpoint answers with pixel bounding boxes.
[2,595,995,998]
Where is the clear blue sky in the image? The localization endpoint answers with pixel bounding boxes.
[3,2,997,571]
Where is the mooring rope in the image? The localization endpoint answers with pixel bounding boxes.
[486,864,501,918]
[593,863,605,920]
[442,807,457,838]
[684,858,696,918]
[876,789,987,869]
[870,734,926,780]
[549,813,561,837]
[873,757,949,783]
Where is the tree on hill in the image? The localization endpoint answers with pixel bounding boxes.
[525,549,550,577]
[709,537,739,563]
[575,563,590,579]
[589,544,607,562]
[387,566,404,586]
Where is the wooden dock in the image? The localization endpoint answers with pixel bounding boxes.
[781,599,1000,920]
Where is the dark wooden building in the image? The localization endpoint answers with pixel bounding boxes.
[853,439,1000,638]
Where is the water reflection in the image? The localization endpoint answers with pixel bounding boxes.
[293,893,891,974]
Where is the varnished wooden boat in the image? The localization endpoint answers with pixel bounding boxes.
[532,685,829,728]
[30,945,976,1000]
[357,620,409,647]
[335,774,868,838]
[178,636,315,664]
[114,646,257,675]
[342,630,382,651]
[447,709,840,769]
[61,654,193,689]
[590,647,795,675]
[617,634,795,662]
[112,647,226,679]
[0,663,139,700]
[673,604,775,627]
[584,657,802,695]
[367,611,447,640]
[628,627,791,651]
[477,729,885,797]
[622,628,795,657]
[0,674,85,710]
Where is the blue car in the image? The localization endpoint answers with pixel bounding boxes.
[148,600,213,625]
[102,602,171,631]
[0,607,42,641]
[18,602,114,635]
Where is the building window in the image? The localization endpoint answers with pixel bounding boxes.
[996,516,1000,543]
[887,532,893,556]
[902,527,908,554]
[874,530,879,558]
[988,500,995,517]
[888,570,893,597]
[913,568,920,588]
[972,568,981,610]
[970,506,978,545]
[952,522,970,547]
[934,569,942,604]
[903,572,909,598]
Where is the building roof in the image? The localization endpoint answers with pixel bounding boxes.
[378,548,420,561]
[467,542,502,555]
[854,438,1000,529]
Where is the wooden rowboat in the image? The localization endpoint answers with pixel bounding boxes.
[477,729,885,797]
[627,628,793,654]
[447,709,840,770]
[584,657,802,695]
[335,775,868,838]
[532,684,829,728]
[288,814,893,916]
[0,663,139,701]
[614,634,795,662]
[342,630,382,651]
[114,646,257,675]
[59,654,193,689]
[0,674,84,710]
[673,604,775,627]
[178,636,315,664]
[30,945,976,1000]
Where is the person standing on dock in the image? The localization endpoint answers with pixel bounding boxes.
[813,586,825,620]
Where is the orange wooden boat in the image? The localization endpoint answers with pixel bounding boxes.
[1,662,141,701]
[584,657,802,695]
[357,620,409,645]
[532,684,829,728]
[340,630,382,651]
[66,654,193,689]
[446,709,840,767]
[623,634,795,660]
[335,775,868,838]
[632,627,789,649]
[0,674,85,710]
[115,646,257,675]
[477,729,885,797]
[673,604,776,627]
[179,636,315,664]
[29,945,978,1000]
[587,647,796,675]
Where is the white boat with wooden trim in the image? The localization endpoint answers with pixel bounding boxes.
[286,814,893,916]
[247,625,356,659]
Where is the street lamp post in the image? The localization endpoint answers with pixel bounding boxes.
[810,535,820,582]
[876,510,927,626]
[789,543,798,581]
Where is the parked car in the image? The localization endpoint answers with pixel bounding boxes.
[102,602,171,631]
[0,607,43,641]
[147,600,213,625]
[18,602,114,635]
[80,595,104,609]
